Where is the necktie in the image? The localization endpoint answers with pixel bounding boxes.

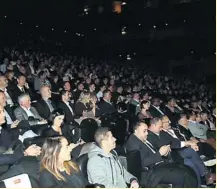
[47,100,54,112]
[145,141,156,153]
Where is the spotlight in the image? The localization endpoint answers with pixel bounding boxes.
[20,22,23,25]
[153,25,156,29]
[138,23,141,26]
[36,25,39,28]
[52,28,54,31]
[165,23,168,26]
[4,16,7,18]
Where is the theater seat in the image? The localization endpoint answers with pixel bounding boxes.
[23,136,47,148]
[76,154,89,179]
[80,119,98,142]
[31,124,49,136]
[126,150,142,182]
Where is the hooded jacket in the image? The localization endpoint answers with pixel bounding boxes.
[87,144,137,188]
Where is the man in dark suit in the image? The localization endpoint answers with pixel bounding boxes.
[0,91,29,131]
[34,85,56,121]
[98,90,116,116]
[125,122,198,187]
[148,117,214,186]
[58,90,74,125]
[11,74,32,104]
[149,98,165,118]
[0,76,14,107]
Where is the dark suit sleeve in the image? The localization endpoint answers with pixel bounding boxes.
[126,139,163,168]
[159,132,181,149]
[0,148,24,166]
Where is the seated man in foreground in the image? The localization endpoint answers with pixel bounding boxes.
[126,122,198,188]
[87,127,139,188]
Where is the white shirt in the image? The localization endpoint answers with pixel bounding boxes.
[4,109,13,125]
[17,85,25,92]
[21,106,35,118]
[64,101,74,114]
[96,91,103,101]
[163,128,185,148]
[0,88,14,106]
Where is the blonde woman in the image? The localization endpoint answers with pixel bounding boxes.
[75,91,95,119]
[39,136,88,187]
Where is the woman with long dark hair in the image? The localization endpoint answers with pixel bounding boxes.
[39,136,88,187]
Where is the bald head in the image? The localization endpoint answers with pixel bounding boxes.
[40,86,51,99]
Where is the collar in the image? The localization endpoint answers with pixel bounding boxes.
[188,120,196,124]
[21,106,31,111]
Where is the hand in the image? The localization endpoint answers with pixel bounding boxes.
[68,143,79,151]
[24,144,41,156]
[130,180,139,188]
[24,82,29,89]
[11,120,20,128]
[190,137,199,143]
[199,139,206,143]
[185,140,197,147]
[38,119,47,124]
[159,145,170,156]
[191,144,199,151]
[78,139,86,145]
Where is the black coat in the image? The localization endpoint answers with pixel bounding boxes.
[58,101,74,125]
[98,99,117,116]
[149,105,165,118]
[147,131,184,164]
[126,134,163,169]
[11,85,33,104]
[39,167,88,188]
[34,99,56,120]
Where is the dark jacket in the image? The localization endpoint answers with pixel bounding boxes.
[39,167,88,188]
[98,99,116,116]
[126,134,163,169]
[147,131,184,164]
[34,99,56,120]
[58,101,74,125]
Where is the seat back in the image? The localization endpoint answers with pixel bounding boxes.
[126,150,142,182]
[76,154,89,179]
[80,118,98,142]
[2,173,32,188]
[23,136,47,148]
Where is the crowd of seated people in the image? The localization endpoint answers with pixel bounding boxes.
[0,47,215,188]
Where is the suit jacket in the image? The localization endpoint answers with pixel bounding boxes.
[98,99,117,116]
[34,99,56,120]
[11,85,32,104]
[58,101,74,125]
[0,89,13,104]
[14,106,43,126]
[187,121,208,140]
[147,131,183,164]
[149,105,165,118]
[126,134,163,169]
[4,105,16,121]
[175,125,193,141]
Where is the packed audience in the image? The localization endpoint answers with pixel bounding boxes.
[0,47,215,188]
